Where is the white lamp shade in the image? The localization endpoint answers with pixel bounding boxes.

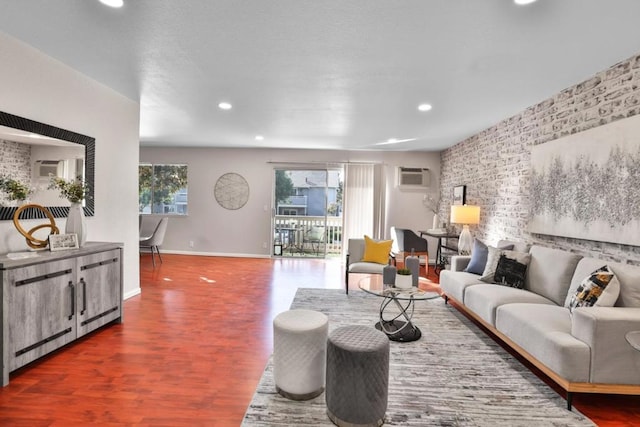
[450,205,480,225]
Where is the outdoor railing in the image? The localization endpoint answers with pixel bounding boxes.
[274,215,342,255]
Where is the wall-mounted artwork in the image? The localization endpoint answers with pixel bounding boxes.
[528,114,640,246]
[453,185,466,206]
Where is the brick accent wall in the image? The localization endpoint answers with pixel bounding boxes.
[0,139,31,205]
[440,53,640,265]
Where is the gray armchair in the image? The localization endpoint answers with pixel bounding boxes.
[345,238,388,294]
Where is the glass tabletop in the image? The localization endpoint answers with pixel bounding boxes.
[358,275,440,301]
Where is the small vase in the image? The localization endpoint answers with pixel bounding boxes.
[432,213,440,230]
[395,274,412,289]
[66,202,86,247]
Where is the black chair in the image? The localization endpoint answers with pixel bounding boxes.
[390,226,429,267]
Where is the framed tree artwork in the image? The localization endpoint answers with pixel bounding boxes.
[453,185,466,206]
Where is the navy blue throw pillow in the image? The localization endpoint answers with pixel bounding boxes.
[464,239,488,274]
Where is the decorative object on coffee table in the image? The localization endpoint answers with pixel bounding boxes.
[325,325,389,427]
[395,268,412,289]
[382,258,396,286]
[450,204,480,255]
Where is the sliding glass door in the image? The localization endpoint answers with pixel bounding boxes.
[272,168,343,258]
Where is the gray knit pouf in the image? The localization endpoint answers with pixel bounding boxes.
[325,325,390,427]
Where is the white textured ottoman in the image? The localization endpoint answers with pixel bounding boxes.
[273,309,329,400]
[326,325,390,427]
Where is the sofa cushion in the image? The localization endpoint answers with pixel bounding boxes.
[497,239,529,253]
[464,284,556,326]
[525,246,582,306]
[348,261,386,275]
[362,235,392,265]
[493,252,532,289]
[439,270,483,303]
[463,239,488,274]
[495,304,591,382]
[567,265,620,312]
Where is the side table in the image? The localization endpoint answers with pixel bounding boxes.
[419,230,459,275]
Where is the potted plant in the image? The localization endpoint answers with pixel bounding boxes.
[0,175,32,205]
[396,268,413,289]
[49,176,89,246]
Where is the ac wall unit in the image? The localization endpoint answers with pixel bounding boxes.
[397,167,430,191]
[35,160,64,179]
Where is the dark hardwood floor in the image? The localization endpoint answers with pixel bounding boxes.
[0,253,638,425]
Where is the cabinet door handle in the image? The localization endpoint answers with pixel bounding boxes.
[69,281,75,320]
[80,278,87,315]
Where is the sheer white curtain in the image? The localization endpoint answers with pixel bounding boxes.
[343,163,387,243]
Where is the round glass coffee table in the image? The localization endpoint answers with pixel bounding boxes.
[359,275,440,342]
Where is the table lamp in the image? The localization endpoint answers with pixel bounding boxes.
[450,205,480,255]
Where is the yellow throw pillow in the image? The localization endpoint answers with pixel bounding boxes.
[362,235,393,265]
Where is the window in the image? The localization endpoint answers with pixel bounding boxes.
[139,164,188,215]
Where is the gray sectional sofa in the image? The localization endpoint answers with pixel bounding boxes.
[439,241,640,409]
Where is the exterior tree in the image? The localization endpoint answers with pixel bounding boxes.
[275,170,294,204]
[138,164,188,213]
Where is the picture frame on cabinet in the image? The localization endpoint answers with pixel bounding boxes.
[49,233,79,251]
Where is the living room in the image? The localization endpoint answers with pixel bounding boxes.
[2,1,640,425]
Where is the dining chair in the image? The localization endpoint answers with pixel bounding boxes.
[139,217,169,267]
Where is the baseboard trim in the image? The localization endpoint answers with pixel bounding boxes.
[162,250,271,259]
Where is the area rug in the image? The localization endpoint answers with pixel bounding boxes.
[242,288,594,426]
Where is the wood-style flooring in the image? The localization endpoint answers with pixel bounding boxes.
[0,254,638,426]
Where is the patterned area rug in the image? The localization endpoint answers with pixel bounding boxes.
[242,288,594,426]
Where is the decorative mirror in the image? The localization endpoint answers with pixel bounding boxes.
[0,111,95,220]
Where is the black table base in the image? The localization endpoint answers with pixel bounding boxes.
[375,320,422,342]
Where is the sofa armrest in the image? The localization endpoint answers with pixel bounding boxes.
[450,255,471,272]
[571,307,640,384]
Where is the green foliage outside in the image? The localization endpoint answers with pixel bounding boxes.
[275,170,294,204]
[139,164,188,213]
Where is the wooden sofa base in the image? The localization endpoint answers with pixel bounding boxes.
[443,294,640,410]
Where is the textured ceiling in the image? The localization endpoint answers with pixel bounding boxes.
[1,0,640,151]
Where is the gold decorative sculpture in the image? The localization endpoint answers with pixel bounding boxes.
[12,204,60,249]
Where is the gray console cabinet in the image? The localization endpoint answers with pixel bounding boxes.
[1,242,123,386]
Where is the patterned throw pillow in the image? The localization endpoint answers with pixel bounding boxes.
[480,246,520,283]
[493,254,531,289]
[362,235,393,265]
[568,265,620,313]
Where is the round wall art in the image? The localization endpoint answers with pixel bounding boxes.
[214,172,250,210]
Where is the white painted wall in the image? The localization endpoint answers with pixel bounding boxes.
[0,32,141,299]
[140,147,442,258]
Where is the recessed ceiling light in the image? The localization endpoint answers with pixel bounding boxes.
[218,102,232,110]
[255,135,264,141]
[99,0,124,8]
[514,0,537,5]
[375,138,417,146]
[418,104,432,112]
